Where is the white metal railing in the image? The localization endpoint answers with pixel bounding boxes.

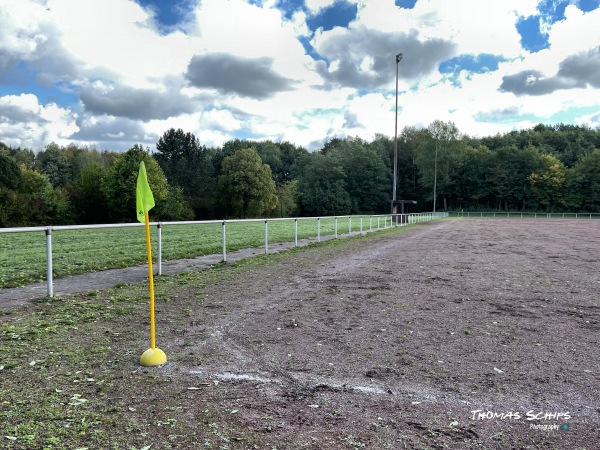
[454,211,600,219]
[0,212,448,297]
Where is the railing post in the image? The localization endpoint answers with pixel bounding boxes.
[46,228,53,298]
[335,217,338,238]
[378,216,380,229]
[360,216,363,233]
[348,216,351,234]
[317,218,321,242]
[264,220,268,254]
[294,218,298,247]
[157,222,162,276]
[370,216,373,231]
[222,221,227,262]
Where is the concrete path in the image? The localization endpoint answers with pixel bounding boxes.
[0,233,346,311]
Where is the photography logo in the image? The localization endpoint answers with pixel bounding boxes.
[470,410,572,432]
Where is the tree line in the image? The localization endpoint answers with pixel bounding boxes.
[1,122,599,227]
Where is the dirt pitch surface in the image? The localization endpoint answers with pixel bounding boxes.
[2,218,599,449]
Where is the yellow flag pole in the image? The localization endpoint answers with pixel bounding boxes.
[140,211,166,366]
[145,211,156,349]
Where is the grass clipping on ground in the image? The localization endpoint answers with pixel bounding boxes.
[0,226,408,449]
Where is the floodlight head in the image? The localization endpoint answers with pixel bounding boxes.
[396,53,403,63]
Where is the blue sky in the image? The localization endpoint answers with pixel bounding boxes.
[1,0,600,152]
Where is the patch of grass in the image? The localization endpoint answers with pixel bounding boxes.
[0,216,416,288]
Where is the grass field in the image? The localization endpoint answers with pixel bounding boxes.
[0,216,390,288]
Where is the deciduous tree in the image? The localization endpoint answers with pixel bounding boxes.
[297,153,351,216]
[217,148,277,218]
[103,145,170,222]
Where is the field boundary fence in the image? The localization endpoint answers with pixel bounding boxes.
[0,212,448,297]
[450,211,600,219]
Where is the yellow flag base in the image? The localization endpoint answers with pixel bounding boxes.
[140,347,167,367]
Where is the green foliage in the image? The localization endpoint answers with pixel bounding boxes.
[102,145,170,223]
[452,145,495,206]
[1,122,600,227]
[154,185,195,221]
[0,142,35,167]
[274,179,299,218]
[473,123,600,167]
[155,128,217,218]
[326,137,390,214]
[68,163,110,224]
[218,148,277,218]
[529,154,567,210]
[218,139,308,189]
[0,153,22,191]
[0,164,73,227]
[298,153,351,216]
[34,143,72,188]
[564,149,600,211]
[254,141,284,184]
[416,121,462,210]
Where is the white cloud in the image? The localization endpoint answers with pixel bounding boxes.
[305,0,338,14]
[0,93,78,148]
[289,10,311,37]
[575,110,600,127]
[357,0,536,57]
[1,0,600,153]
[46,0,194,88]
[0,0,49,58]
[547,4,600,55]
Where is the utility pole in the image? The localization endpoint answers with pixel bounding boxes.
[392,52,403,214]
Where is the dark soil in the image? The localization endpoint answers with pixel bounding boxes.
[1,218,599,449]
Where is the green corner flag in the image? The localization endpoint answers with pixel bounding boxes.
[136,161,155,223]
[137,160,166,366]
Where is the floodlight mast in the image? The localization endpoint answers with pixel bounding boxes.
[392,52,403,214]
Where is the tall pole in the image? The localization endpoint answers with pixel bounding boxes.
[433,140,438,213]
[392,52,403,213]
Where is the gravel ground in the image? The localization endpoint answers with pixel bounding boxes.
[1,218,598,449]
